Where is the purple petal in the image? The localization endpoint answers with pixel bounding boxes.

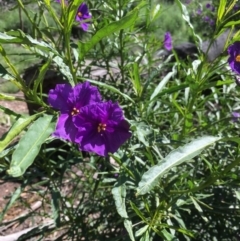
[228,42,240,75]
[81,22,90,31]
[78,2,89,15]
[164,32,172,51]
[52,113,78,142]
[232,112,240,122]
[71,82,101,109]
[74,102,131,156]
[48,83,73,112]
[78,127,108,156]
[206,3,211,8]
[76,120,131,156]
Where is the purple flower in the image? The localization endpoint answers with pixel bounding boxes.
[56,1,91,31]
[196,8,202,15]
[206,3,211,8]
[48,82,101,142]
[74,101,132,157]
[203,16,210,22]
[163,32,172,51]
[76,3,91,31]
[234,5,240,11]
[228,42,240,75]
[232,112,240,122]
[209,19,215,26]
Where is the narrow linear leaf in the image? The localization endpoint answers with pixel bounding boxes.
[124,219,135,241]
[130,201,148,222]
[66,0,83,34]
[7,114,55,177]
[0,185,23,222]
[0,112,43,153]
[150,70,176,101]
[137,136,221,195]
[161,229,175,240]
[129,62,143,97]
[0,93,16,101]
[135,225,149,237]
[217,0,227,23]
[0,32,21,43]
[33,59,52,93]
[51,189,61,227]
[190,196,208,222]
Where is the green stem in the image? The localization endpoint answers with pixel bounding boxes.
[170,157,240,194]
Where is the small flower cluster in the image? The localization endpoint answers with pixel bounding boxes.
[48,82,132,157]
[188,2,216,34]
[56,1,91,31]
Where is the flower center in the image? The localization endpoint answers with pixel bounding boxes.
[71,107,79,116]
[236,55,240,62]
[77,11,82,17]
[97,123,107,133]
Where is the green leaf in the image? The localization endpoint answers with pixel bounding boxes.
[131,121,152,146]
[217,0,227,24]
[0,185,23,222]
[175,0,201,43]
[32,48,75,86]
[7,114,55,177]
[190,196,208,222]
[137,136,221,195]
[0,32,22,43]
[0,93,16,101]
[150,4,161,23]
[235,190,240,201]
[129,63,143,97]
[150,69,176,101]
[223,20,240,28]
[0,64,14,81]
[139,230,150,241]
[33,59,52,93]
[0,112,43,153]
[124,219,135,241]
[66,0,83,34]
[130,201,148,222]
[78,6,139,59]
[7,30,58,54]
[135,225,149,237]
[161,229,175,240]
[51,189,61,227]
[112,180,128,218]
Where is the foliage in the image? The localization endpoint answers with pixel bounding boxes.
[1,0,240,240]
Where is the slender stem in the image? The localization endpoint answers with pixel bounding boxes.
[170,157,240,194]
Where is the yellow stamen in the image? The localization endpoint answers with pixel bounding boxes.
[71,107,79,116]
[236,55,240,62]
[97,123,107,133]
